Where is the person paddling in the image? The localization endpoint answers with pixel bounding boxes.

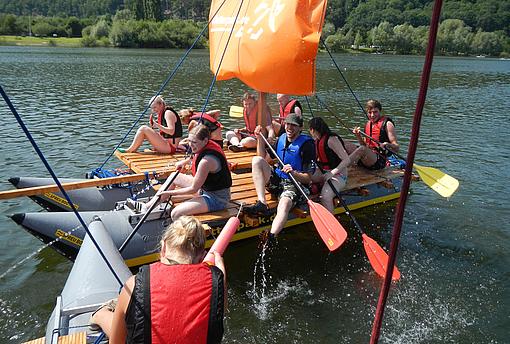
[308,117,364,212]
[90,216,226,344]
[130,124,232,220]
[353,99,399,170]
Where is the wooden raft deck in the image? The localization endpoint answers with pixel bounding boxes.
[23,331,86,344]
[115,148,403,223]
[115,149,256,174]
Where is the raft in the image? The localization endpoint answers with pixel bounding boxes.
[12,153,404,267]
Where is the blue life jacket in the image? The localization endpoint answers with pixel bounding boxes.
[275,133,314,179]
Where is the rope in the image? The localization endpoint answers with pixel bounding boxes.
[320,37,369,120]
[0,85,123,287]
[99,0,229,170]
[198,0,245,124]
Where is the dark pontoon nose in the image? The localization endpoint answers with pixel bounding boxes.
[8,177,20,187]
[11,213,25,225]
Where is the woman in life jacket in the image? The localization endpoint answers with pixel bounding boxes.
[179,108,224,148]
[133,124,232,220]
[353,99,399,170]
[309,117,365,212]
[225,91,274,152]
[90,216,226,344]
[121,95,183,154]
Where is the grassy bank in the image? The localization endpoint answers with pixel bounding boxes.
[0,35,82,47]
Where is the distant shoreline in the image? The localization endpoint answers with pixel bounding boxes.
[0,35,82,47]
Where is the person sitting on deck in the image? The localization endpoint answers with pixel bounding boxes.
[352,99,399,170]
[179,108,224,147]
[131,124,232,220]
[225,91,273,152]
[273,94,303,137]
[90,216,226,344]
[120,95,183,154]
[308,117,365,212]
[244,113,316,243]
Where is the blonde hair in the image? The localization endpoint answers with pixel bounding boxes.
[161,216,206,263]
[149,95,165,107]
[179,108,194,120]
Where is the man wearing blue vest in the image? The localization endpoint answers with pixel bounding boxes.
[244,113,315,244]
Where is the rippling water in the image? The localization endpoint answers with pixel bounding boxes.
[0,46,509,343]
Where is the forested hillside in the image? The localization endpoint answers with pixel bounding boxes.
[1,0,508,55]
[2,0,508,34]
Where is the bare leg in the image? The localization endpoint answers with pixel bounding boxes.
[91,308,114,338]
[270,197,293,235]
[126,126,175,153]
[344,142,375,167]
[140,173,191,211]
[171,196,209,220]
[225,131,241,146]
[320,177,346,212]
[240,136,257,149]
[251,156,272,203]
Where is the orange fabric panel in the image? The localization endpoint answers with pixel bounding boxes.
[209,0,327,95]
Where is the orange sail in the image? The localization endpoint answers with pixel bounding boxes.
[209,0,327,96]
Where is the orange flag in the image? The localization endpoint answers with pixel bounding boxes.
[209,0,327,96]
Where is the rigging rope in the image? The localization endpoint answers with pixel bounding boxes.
[99,0,229,170]
[0,85,123,287]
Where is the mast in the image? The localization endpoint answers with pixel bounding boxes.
[369,0,444,342]
[257,91,268,128]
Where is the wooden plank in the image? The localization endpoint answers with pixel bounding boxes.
[22,331,87,344]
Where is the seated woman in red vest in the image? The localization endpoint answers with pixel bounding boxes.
[179,108,224,147]
[132,124,232,220]
[225,92,273,152]
[90,215,226,344]
[352,99,400,170]
[120,95,183,154]
[309,117,364,212]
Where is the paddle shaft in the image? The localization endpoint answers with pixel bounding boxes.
[317,165,364,234]
[259,134,310,202]
[119,170,180,253]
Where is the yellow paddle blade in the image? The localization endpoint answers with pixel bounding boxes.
[414,164,459,198]
[229,105,243,118]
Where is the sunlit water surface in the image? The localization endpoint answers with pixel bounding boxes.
[0,47,508,343]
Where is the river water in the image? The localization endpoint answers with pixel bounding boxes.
[0,46,508,343]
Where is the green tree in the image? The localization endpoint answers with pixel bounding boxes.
[369,21,393,51]
[393,23,415,54]
[65,16,82,37]
[471,29,503,56]
[0,14,18,35]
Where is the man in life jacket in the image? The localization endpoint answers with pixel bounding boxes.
[244,113,315,244]
[273,94,303,137]
[90,216,225,344]
[353,99,399,170]
[225,92,273,152]
[120,95,183,154]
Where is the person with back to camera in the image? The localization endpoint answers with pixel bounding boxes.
[119,95,183,154]
[179,108,224,147]
[90,215,226,344]
[353,99,399,170]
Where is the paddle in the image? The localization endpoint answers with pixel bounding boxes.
[229,105,243,118]
[357,130,459,198]
[317,165,400,280]
[0,171,170,200]
[259,134,347,251]
[313,96,459,197]
[119,170,180,253]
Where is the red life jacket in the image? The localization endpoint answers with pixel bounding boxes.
[125,262,224,344]
[243,105,258,134]
[316,133,345,171]
[192,140,232,191]
[191,113,222,132]
[279,99,301,120]
[149,106,183,142]
[364,116,393,155]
